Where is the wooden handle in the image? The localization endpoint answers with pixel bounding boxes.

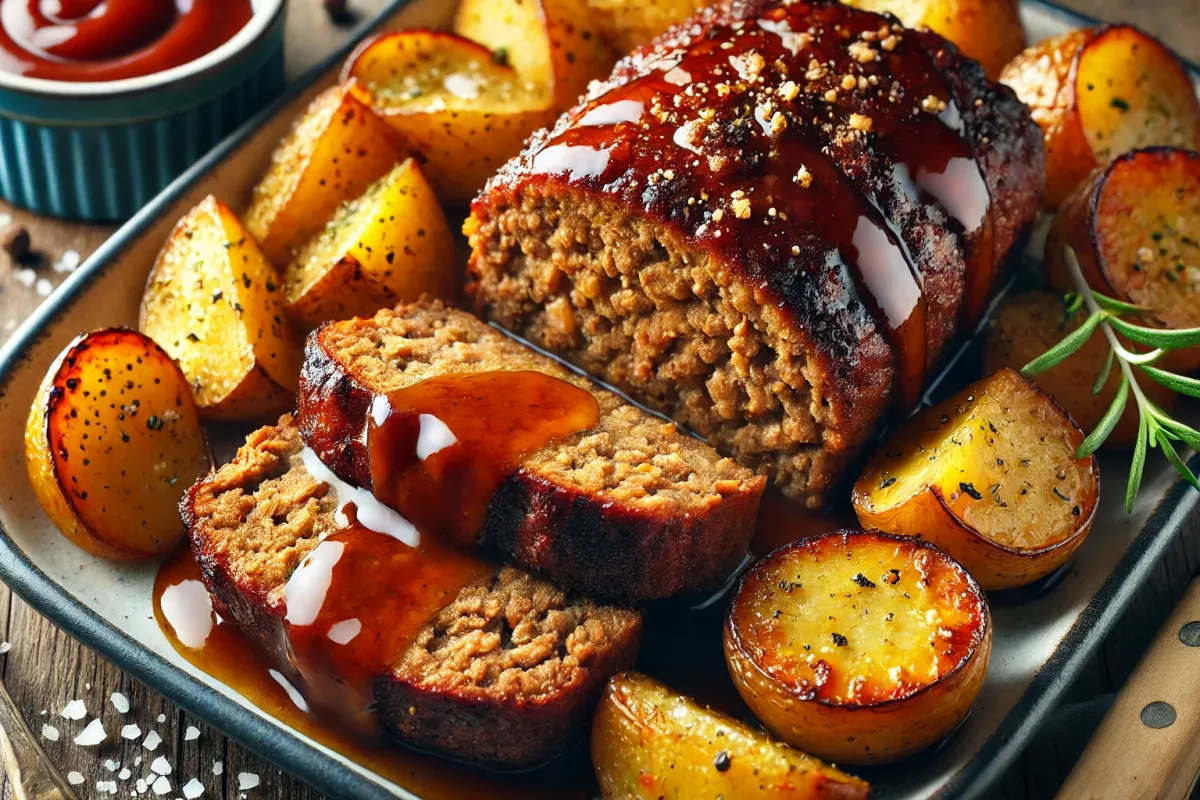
[1058,578,1200,800]
[0,680,76,800]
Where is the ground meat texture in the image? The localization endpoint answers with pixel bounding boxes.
[183,417,642,768]
[379,568,640,767]
[466,0,1043,508]
[298,301,765,600]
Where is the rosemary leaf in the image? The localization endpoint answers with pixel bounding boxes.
[1092,293,1147,315]
[1092,349,1115,395]
[1155,429,1200,491]
[1077,370,1128,458]
[1140,364,1200,398]
[1126,412,1149,513]
[1021,310,1105,376]
[1107,316,1200,349]
[1157,416,1200,452]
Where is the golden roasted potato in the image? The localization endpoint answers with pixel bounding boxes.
[853,369,1099,589]
[245,82,413,265]
[283,158,457,328]
[985,291,1176,448]
[140,196,301,421]
[25,329,212,560]
[841,0,1025,79]
[725,531,991,764]
[591,672,870,799]
[344,30,556,206]
[454,0,614,110]
[1046,147,1200,374]
[1001,26,1200,208]
[584,0,710,55]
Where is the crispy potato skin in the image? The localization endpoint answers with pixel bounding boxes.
[583,0,710,55]
[853,369,1098,589]
[140,196,301,421]
[245,83,412,265]
[841,0,1025,79]
[1002,26,1200,208]
[344,30,558,206]
[984,291,1176,448]
[591,673,870,799]
[283,158,457,328]
[25,329,212,559]
[1046,147,1200,374]
[724,532,991,764]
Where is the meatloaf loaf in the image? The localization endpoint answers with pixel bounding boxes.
[298,300,765,600]
[466,0,1044,507]
[183,417,642,768]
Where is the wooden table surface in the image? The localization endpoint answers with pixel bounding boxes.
[0,2,1196,798]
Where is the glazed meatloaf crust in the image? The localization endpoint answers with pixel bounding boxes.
[183,417,642,768]
[298,300,765,600]
[466,0,1044,507]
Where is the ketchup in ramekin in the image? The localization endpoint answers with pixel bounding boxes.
[0,0,255,82]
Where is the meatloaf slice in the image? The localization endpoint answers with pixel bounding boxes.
[183,417,642,768]
[465,0,1043,507]
[298,300,765,600]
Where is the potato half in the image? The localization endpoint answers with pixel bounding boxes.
[140,196,302,421]
[853,369,1099,589]
[283,158,457,328]
[25,329,212,560]
[985,291,1176,448]
[583,0,710,55]
[725,531,991,764]
[344,30,557,206]
[841,0,1025,79]
[591,672,870,799]
[1046,147,1200,374]
[1001,25,1200,208]
[454,0,614,110]
[244,82,413,265]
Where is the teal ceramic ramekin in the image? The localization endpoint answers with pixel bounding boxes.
[0,0,287,222]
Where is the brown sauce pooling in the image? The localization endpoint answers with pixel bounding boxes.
[365,370,601,546]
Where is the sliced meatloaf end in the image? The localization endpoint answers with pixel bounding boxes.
[379,567,641,767]
[183,417,642,768]
[465,0,1043,508]
[298,300,765,600]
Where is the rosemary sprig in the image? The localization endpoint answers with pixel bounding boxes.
[1022,247,1200,512]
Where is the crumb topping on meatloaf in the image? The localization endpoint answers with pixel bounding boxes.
[312,302,761,512]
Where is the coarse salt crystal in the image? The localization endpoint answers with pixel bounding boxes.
[119,768,131,780]
[185,725,200,741]
[237,773,260,790]
[152,775,171,795]
[74,718,106,746]
[183,778,205,799]
[136,778,147,793]
[0,642,10,654]
[104,759,119,772]
[212,761,223,776]
[157,713,166,723]
[122,723,142,739]
[35,278,52,297]
[60,699,86,720]
[111,692,130,713]
[143,730,162,750]
[151,756,171,775]
[14,268,34,287]
[41,724,59,741]
[54,249,81,273]
[67,771,84,786]
[96,780,118,794]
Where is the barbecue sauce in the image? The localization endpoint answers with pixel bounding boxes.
[0,0,254,82]
[512,0,993,410]
[155,369,600,792]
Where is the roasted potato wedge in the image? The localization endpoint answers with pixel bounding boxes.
[583,0,709,55]
[725,531,991,764]
[1001,25,1200,208]
[245,82,413,265]
[853,369,1099,589]
[25,329,212,560]
[283,158,457,328]
[454,0,614,110]
[592,672,870,799]
[985,291,1176,448]
[1046,147,1200,374]
[841,0,1025,79]
[140,196,301,421]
